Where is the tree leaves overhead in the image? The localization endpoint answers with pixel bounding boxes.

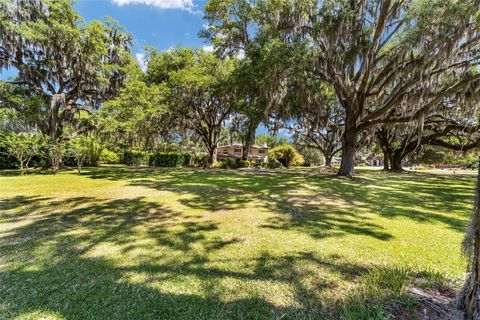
[0,0,133,145]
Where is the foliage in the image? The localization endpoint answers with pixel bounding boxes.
[255,134,288,148]
[203,0,480,176]
[297,147,324,167]
[123,150,150,166]
[1,131,44,174]
[80,136,103,167]
[0,149,18,169]
[0,0,132,168]
[99,149,121,164]
[238,159,251,168]
[191,155,209,167]
[411,147,478,167]
[269,145,304,167]
[218,159,253,169]
[265,158,283,169]
[149,152,190,167]
[67,137,90,173]
[100,66,169,150]
[218,159,240,169]
[165,49,237,165]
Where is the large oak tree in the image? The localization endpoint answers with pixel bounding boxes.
[0,0,132,170]
[165,49,237,165]
[204,0,480,176]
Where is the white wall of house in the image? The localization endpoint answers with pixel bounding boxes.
[217,145,268,163]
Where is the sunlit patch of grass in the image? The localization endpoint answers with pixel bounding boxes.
[0,167,474,319]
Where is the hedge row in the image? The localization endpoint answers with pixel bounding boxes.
[149,152,190,167]
[123,150,150,166]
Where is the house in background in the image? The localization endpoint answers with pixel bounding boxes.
[331,157,342,165]
[366,155,384,167]
[217,143,269,163]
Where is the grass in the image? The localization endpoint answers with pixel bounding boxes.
[0,166,474,319]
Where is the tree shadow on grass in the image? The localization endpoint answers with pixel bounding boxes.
[79,167,473,239]
[0,194,374,319]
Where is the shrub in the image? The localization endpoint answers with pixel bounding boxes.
[266,158,283,169]
[99,149,120,164]
[84,137,103,167]
[0,147,19,169]
[123,150,150,166]
[67,138,90,173]
[2,132,45,174]
[268,145,304,167]
[218,159,240,169]
[238,159,251,168]
[149,152,190,167]
[191,155,209,167]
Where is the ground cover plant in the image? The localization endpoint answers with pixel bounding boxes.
[0,167,474,319]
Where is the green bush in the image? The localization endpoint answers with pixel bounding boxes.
[266,158,283,169]
[123,150,150,166]
[191,155,209,167]
[218,159,240,169]
[268,145,304,167]
[149,152,190,167]
[0,147,19,169]
[238,159,251,168]
[99,149,120,164]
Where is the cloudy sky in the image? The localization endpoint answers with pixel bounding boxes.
[75,0,209,68]
[0,0,208,79]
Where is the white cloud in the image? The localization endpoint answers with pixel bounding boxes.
[135,52,147,72]
[112,0,194,11]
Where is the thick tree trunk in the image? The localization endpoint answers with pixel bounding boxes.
[209,146,218,166]
[457,159,480,319]
[49,142,62,174]
[383,151,390,170]
[389,153,404,172]
[242,119,258,160]
[324,155,333,167]
[337,123,356,177]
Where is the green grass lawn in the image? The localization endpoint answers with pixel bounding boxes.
[0,167,475,319]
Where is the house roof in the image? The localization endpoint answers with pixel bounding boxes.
[218,144,269,149]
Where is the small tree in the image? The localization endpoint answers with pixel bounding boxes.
[67,137,90,173]
[48,142,65,174]
[3,132,43,174]
[269,145,304,168]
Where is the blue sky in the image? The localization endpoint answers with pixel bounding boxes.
[0,0,210,80]
[75,0,210,66]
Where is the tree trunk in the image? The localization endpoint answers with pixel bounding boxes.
[389,152,404,172]
[457,158,480,319]
[19,160,25,175]
[209,146,218,166]
[337,122,356,177]
[77,158,83,173]
[242,120,258,160]
[324,154,333,167]
[50,142,62,174]
[382,150,390,170]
